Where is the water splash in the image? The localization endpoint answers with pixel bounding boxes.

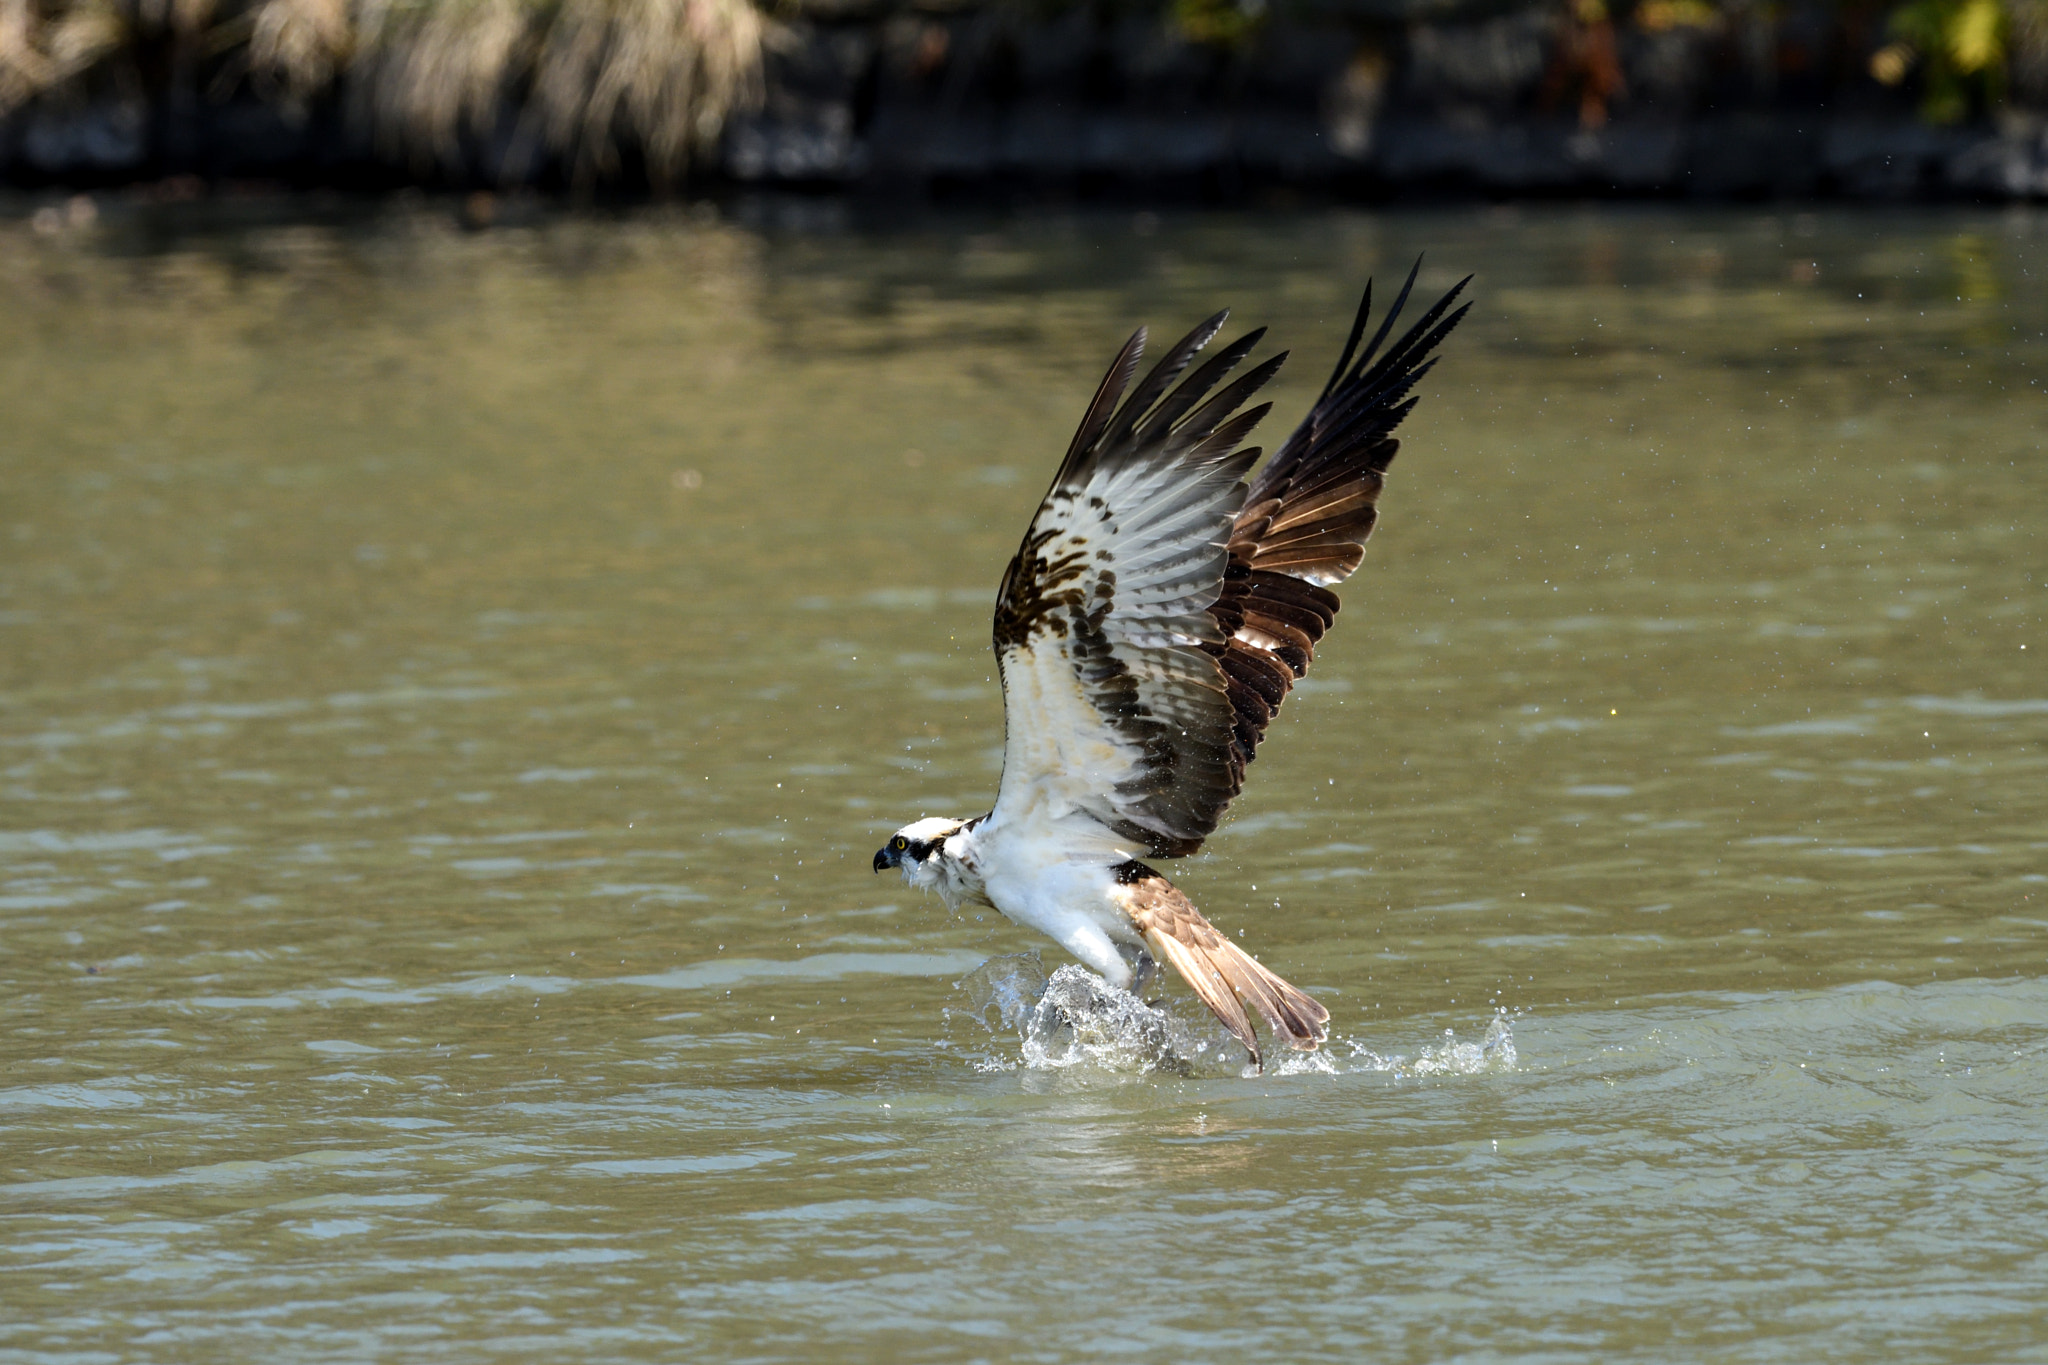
[952,955,1521,1079]
[951,956,1250,1076]
[1270,1049,1341,1077]
[1346,1011,1520,1077]
[951,952,1049,1035]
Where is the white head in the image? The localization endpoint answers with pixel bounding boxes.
[872,816,968,892]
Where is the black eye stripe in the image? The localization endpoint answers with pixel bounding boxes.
[888,827,962,862]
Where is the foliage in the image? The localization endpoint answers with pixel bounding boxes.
[4,0,2046,188]
[1169,0,1265,47]
[1632,0,1721,30]
[0,0,764,183]
[1870,0,2007,121]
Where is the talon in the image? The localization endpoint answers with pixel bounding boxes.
[1132,948,1160,999]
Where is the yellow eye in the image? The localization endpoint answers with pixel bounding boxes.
[892,837,908,850]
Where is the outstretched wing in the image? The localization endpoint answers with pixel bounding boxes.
[989,313,1286,859]
[1207,263,1472,793]
[989,267,1470,861]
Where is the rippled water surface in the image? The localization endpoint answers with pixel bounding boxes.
[3,199,2045,1361]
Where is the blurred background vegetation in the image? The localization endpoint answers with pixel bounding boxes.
[3,0,2047,187]
[0,0,765,184]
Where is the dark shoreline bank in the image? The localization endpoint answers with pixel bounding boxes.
[10,3,2048,203]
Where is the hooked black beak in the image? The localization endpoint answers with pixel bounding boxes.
[873,845,897,873]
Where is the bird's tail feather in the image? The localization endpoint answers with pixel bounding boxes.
[1118,872,1329,1069]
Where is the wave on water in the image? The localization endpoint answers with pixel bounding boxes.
[1344,1013,1519,1077]
[948,953,1520,1079]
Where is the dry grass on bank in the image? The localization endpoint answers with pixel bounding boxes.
[0,0,765,183]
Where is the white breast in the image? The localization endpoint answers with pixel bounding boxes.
[972,815,1143,978]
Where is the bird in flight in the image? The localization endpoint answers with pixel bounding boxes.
[875,264,1469,1068]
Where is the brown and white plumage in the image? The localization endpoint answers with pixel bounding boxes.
[876,265,1469,1068]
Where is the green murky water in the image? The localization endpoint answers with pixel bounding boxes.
[2,199,2044,1360]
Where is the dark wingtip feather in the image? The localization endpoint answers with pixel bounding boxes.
[1134,326,1269,447]
[1172,350,1289,453]
[1350,255,1424,383]
[1061,326,1147,471]
[1319,281,1373,404]
[1103,310,1229,451]
[1290,283,1471,466]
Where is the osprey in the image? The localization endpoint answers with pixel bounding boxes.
[875,266,1469,1068]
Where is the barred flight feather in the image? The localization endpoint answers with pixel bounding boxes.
[991,264,1467,861]
[1203,263,1472,791]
